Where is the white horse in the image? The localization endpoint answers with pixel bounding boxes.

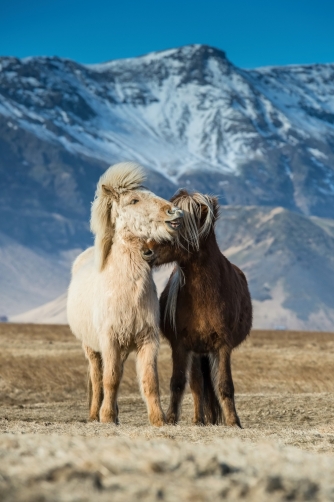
[67,162,183,426]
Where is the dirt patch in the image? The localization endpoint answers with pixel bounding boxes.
[1,324,334,500]
[1,434,334,502]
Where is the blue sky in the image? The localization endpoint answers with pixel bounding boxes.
[1,0,333,68]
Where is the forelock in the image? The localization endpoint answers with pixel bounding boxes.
[173,191,215,250]
[99,162,146,195]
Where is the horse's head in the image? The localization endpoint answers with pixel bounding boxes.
[171,189,219,251]
[90,162,183,269]
[139,190,219,267]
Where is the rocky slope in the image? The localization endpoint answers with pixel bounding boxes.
[0,231,79,317]
[216,206,334,330]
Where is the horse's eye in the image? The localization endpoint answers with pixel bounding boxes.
[130,199,139,205]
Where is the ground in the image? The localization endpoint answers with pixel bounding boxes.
[0,324,334,501]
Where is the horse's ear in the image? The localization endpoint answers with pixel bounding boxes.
[102,184,119,201]
[90,186,118,270]
[170,188,189,205]
[209,196,220,221]
[198,195,219,232]
[199,195,219,214]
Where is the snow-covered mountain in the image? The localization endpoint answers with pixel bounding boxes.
[1,44,334,250]
[1,44,334,328]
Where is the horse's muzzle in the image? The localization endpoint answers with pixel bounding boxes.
[165,207,183,231]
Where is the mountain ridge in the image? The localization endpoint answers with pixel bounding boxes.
[1,44,334,245]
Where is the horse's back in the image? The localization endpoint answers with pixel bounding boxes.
[72,247,95,275]
[67,247,100,351]
[231,262,246,281]
[219,253,252,345]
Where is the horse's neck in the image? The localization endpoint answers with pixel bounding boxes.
[105,238,151,285]
[182,232,221,287]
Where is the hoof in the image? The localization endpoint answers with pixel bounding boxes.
[88,415,99,422]
[225,418,242,428]
[149,412,166,427]
[151,418,166,427]
[99,417,118,424]
[166,413,178,425]
[99,412,118,424]
[192,419,205,426]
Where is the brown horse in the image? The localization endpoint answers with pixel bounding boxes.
[152,190,252,427]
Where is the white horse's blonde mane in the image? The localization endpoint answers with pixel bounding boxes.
[165,192,216,331]
[90,162,146,270]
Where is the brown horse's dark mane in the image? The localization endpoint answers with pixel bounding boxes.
[172,189,219,249]
[164,190,217,330]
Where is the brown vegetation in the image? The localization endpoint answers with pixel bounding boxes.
[1,324,334,501]
[1,324,334,433]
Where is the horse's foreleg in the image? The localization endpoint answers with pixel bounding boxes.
[189,354,205,425]
[83,344,103,421]
[214,346,242,427]
[100,340,123,424]
[136,339,165,427]
[166,343,190,424]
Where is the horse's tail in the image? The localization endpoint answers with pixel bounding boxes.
[201,355,223,425]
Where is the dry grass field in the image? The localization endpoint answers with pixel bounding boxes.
[1,323,334,501]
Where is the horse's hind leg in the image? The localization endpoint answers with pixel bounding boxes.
[189,355,205,425]
[166,343,190,424]
[136,338,165,427]
[83,345,103,422]
[213,346,242,428]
